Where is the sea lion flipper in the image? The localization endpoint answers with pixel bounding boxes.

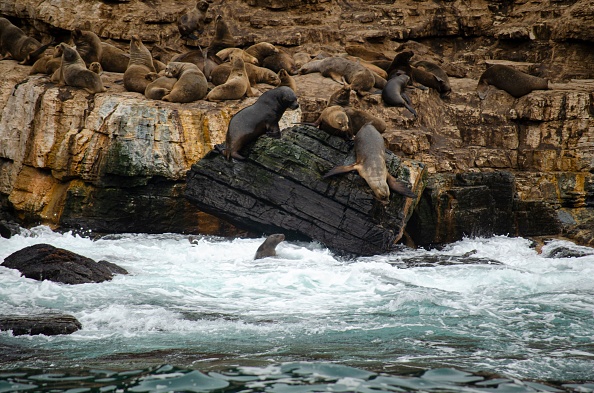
[387,174,416,199]
[323,164,357,178]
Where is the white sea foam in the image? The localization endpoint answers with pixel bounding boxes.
[1,228,593,381]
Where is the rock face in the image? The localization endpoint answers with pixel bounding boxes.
[186,125,426,256]
[0,314,82,336]
[0,0,593,249]
[1,243,128,284]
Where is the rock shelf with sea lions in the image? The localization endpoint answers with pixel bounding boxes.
[218,86,299,161]
[324,123,416,203]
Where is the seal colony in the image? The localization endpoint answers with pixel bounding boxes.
[0,6,557,247]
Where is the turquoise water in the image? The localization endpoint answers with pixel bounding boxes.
[1,226,593,391]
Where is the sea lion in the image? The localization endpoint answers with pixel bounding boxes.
[344,107,387,135]
[414,60,451,97]
[145,74,177,100]
[71,28,102,66]
[0,17,53,64]
[345,55,388,79]
[220,86,299,160]
[477,64,549,99]
[278,68,297,92]
[327,83,352,107]
[216,48,259,65]
[262,48,298,75]
[57,43,106,94]
[293,52,312,69]
[254,234,285,260]
[382,73,417,117]
[89,61,103,75]
[99,42,129,73]
[178,0,209,40]
[324,123,416,203]
[208,15,236,54]
[299,57,375,96]
[206,55,254,101]
[162,62,208,103]
[345,44,390,61]
[210,62,280,87]
[124,35,156,93]
[170,48,222,78]
[29,46,62,75]
[386,50,414,79]
[244,42,279,64]
[305,105,352,140]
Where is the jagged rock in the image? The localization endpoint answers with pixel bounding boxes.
[0,313,82,336]
[1,243,128,284]
[185,125,426,256]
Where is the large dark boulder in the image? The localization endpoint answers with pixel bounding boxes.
[1,243,128,284]
[0,314,82,336]
[185,125,426,256]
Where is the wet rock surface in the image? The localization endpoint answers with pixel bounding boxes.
[0,313,82,336]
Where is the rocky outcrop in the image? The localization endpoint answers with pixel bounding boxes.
[1,243,128,284]
[0,313,81,336]
[186,125,426,256]
[0,0,593,250]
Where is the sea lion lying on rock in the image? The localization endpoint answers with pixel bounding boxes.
[477,64,549,99]
[299,57,376,96]
[0,17,53,64]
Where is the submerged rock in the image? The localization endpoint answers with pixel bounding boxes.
[1,243,128,284]
[185,125,427,256]
[0,313,82,336]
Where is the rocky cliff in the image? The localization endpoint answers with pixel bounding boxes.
[0,0,592,248]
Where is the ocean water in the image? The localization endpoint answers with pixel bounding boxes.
[1,226,593,392]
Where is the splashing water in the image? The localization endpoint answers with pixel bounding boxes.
[1,226,593,390]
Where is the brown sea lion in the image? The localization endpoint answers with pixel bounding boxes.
[382,73,417,117]
[327,83,352,107]
[123,35,156,93]
[386,50,414,79]
[306,105,352,140]
[145,74,177,100]
[262,48,298,75]
[171,48,222,79]
[99,42,130,73]
[210,62,280,87]
[29,46,62,75]
[254,234,285,260]
[299,57,375,96]
[278,68,297,92]
[178,0,209,40]
[208,15,236,54]
[162,62,208,103]
[477,64,549,99]
[345,44,390,61]
[244,42,279,64]
[216,48,259,65]
[414,60,451,97]
[89,61,103,75]
[293,52,312,69]
[344,107,387,135]
[0,17,53,64]
[57,43,106,94]
[206,56,254,101]
[219,86,299,160]
[71,28,102,66]
[324,123,416,203]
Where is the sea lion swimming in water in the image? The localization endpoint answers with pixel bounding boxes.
[254,234,285,259]
[324,123,416,203]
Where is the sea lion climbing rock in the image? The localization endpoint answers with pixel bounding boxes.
[220,86,299,161]
[254,234,285,259]
[124,35,156,93]
[477,64,549,99]
[382,73,417,117]
[324,123,416,203]
[162,62,208,103]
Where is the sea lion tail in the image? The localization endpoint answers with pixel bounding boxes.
[323,164,356,178]
[387,175,416,199]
